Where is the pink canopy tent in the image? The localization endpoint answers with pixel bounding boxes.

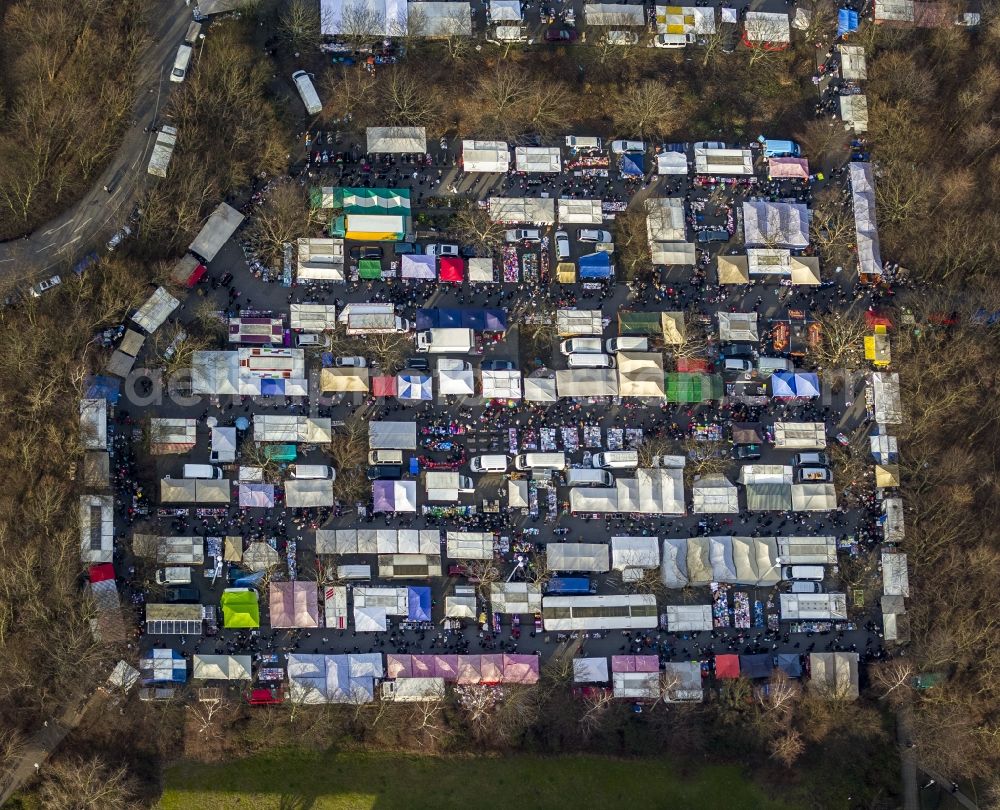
[611,655,660,673]
[433,654,460,680]
[457,656,484,685]
[501,654,540,684]
[768,157,809,180]
[371,376,397,397]
[269,582,319,628]
[385,653,412,679]
[480,654,504,684]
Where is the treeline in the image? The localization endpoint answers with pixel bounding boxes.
[0,0,149,239]
[865,12,1000,796]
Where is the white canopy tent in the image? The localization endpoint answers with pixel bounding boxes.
[849,163,883,277]
[870,372,903,424]
[547,543,611,572]
[573,657,610,683]
[446,532,494,559]
[481,369,522,400]
[489,0,522,19]
[285,479,335,508]
[316,528,440,555]
[791,483,838,511]
[694,147,753,176]
[410,2,473,36]
[467,257,495,282]
[656,151,688,175]
[290,303,338,331]
[584,2,646,25]
[840,94,869,133]
[556,309,602,336]
[558,199,603,224]
[508,480,529,508]
[192,654,252,680]
[369,421,418,450]
[809,652,859,699]
[646,198,686,241]
[437,358,476,395]
[297,238,345,282]
[717,311,758,342]
[445,595,477,619]
[514,146,561,173]
[556,369,619,398]
[490,581,542,613]
[661,538,689,588]
[617,352,666,398]
[462,140,510,173]
[773,422,827,449]
[132,287,179,334]
[611,536,660,578]
[663,604,712,631]
[489,197,556,224]
[523,376,557,402]
[320,0,407,35]
[742,201,809,248]
[367,127,427,154]
[692,474,739,513]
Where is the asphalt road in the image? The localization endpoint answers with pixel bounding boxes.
[0,1,192,280]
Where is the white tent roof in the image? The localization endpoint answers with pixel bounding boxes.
[694,147,753,176]
[870,372,903,424]
[732,535,780,584]
[369,421,418,449]
[777,535,837,565]
[367,127,427,153]
[839,44,867,80]
[437,359,475,395]
[611,536,660,571]
[651,242,695,265]
[481,369,522,399]
[839,94,869,133]
[192,654,252,680]
[254,415,332,444]
[410,1,473,36]
[80,399,108,450]
[132,287,179,334]
[290,303,338,331]
[401,254,436,280]
[556,309,603,336]
[585,2,646,25]
[617,352,665,397]
[791,483,838,511]
[373,480,417,513]
[489,197,556,224]
[467,257,495,282]
[656,151,688,175]
[662,661,704,702]
[354,605,388,632]
[514,146,561,173]
[661,538,689,588]
[462,140,510,173]
[569,486,621,513]
[663,604,712,631]
[849,163,883,276]
[655,4,716,33]
[490,581,542,613]
[809,652,859,699]
[189,203,245,263]
[489,0,522,19]
[573,657,610,683]
[646,198,686,241]
[316,529,439,555]
[743,11,791,42]
[717,311,758,342]
[445,595,477,619]
[556,369,619,398]
[738,464,793,485]
[285,479,335,508]
[297,238,345,282]
[446,532,494,559]
[692,474,739,513]
[523,376,557,402]
[638,468,685,514]
[882,551,910,597]
[742,201,809,248]
[547,543,611,572]
[773,422,827,449]
[558,198,603,224]
[508,480,529,508]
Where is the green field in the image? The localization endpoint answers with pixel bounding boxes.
[159,751,793,810]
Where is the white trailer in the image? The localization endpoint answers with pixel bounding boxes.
[147,126,179,178]
[189,202,245,263]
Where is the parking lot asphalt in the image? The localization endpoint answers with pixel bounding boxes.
[119,142,892,682]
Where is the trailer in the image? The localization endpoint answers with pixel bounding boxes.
[415,328,475,353]
[189,202,245,263]
[346,313,408,334]
[156,536,205,566]
[147,126,179,178]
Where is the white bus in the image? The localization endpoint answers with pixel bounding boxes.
[542,594,658,631]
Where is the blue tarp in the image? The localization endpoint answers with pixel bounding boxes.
[85,375,122,404]
[837,8,859,36]
[739,654,774,679]
[776,653,802,678]
[578,252,612,280]
[415,308,508,331]
[397,374,432,400]
[619,153,644,177]
[407,586,432,621]
[260,378,284,396]
[140,648,188,684]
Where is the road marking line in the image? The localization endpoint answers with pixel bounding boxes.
[34,243,57,253]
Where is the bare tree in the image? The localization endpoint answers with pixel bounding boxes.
[245,179,320,269]
[475,64,532,140]
[278,0,323,53]
[868,660,915,706]
[38,756,139,810]
[379,68,439,128]
[338,2,385,51]
[811,310,868,368]
[615,80,684,139]
[448,208,507,255]
[578,689,615,738]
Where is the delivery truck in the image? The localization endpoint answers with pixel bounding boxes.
[416,328,475,353]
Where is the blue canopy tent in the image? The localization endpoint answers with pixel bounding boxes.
[775,653,802,678]
[397,373,433,400]
[407,587,432,621]
[837,8,859,36]
[771,371,820,398]
[416,308,508,331]
[578,252,612,280]
[739,654,774,679]
[619,153,644,178]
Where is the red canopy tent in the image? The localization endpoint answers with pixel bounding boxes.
[715,654,741,679]
[89,563,116,583]
[371,376,397,397]
[677,357,710,373]
[864,310,893,329]
[439,257,464,283]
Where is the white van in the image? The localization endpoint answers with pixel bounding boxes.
[368,449,404,465]
[653,32,695,48]
[470,455,509,473]
[592,450,639,469]
[565,136,602,150]
[723,358,753,373]
[170,44,193,83]
[757,356,793,375]
[183,464,223,479]
[560,338,603,355]
[606,336,649,353]
[156,567,192,585]
[505,228,541,242]
[290,464,335,480]
[567,353,616,369]
[566,469,614,487]
[782,565,825,581]
[514,452,567,471]
[555,230,571,260]
[292,70,323,115]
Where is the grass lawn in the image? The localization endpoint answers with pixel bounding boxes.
[159,751,795,810]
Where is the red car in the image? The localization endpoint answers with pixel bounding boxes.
[544,27,578,42]
[448,564,481,583]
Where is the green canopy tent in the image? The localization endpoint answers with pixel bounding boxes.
[618,311,663,336]
[358,259,382,280]
[221,589,260,629]
[665,373,724,403]
[263,444,297,463]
